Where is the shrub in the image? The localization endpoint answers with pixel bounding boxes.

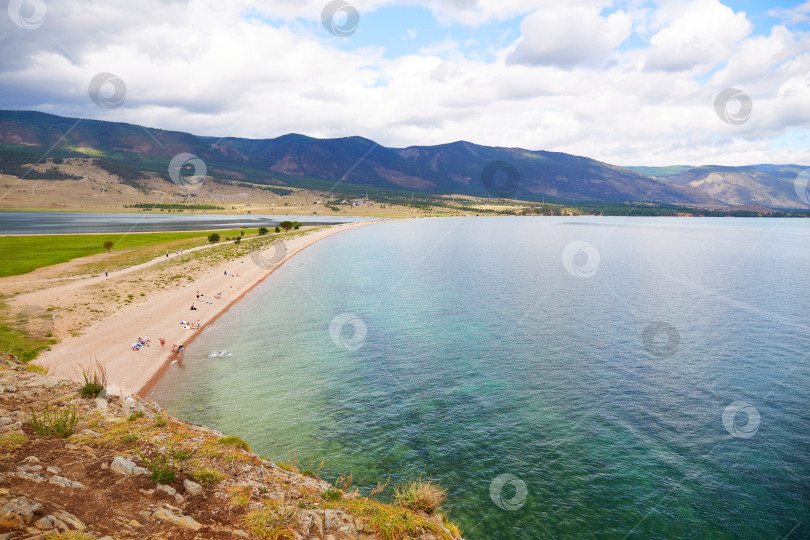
[45,532,96,540]
[139,451,176,484]
[258,227,269,235]
[171,447,194,460]
[25,364,48,374]
[217,435,251,451]
[393,478,447,515]
[189,466,226,487]
[30,403,78,438]
[79,367,106,398]
[0,432,27,460]
[127,410,144,421]
[208,233,220,243]
[245,501,298,540]
[154,413,168,427]
[322,488,342,501]
[274,226,281,233]
[228,485,253,507]
[275,461,297,473]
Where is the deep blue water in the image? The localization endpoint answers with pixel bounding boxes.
[150,217,810,539]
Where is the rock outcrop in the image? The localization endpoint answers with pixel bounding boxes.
[0,353,463,539]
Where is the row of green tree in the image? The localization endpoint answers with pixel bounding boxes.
[124,203,225,210]
[0,149,81,180]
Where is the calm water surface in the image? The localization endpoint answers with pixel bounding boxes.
[0,211,377,234]
[151,217,810,539]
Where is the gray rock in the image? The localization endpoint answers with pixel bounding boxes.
[2,497,43,524]
[1,385,17,393]
[95,397,108,410]
[0,509,25,528]
[46,466,61,475]
[16,465,43,472]
[23,456,40,463]
[152,508,202,531]
[48,476,84,489]
[53,509,85,531]
[110,456,149,476]
[33,514,67,530]
[12,471,45,483]
[156,484,177,497]
[183,479,203,496]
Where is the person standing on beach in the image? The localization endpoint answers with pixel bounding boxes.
[104,270,108,277]
[160,338,165,348]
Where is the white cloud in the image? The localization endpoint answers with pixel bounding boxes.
[507,6,632,67]
[643,0,752,71]
[0,0,808,167]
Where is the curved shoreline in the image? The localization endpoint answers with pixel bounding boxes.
[34,219,387,397]
[137,220,379,396]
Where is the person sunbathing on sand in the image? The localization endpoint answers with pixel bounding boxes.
[190,304,197,310]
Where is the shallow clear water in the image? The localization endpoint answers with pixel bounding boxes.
[150,216,810,539]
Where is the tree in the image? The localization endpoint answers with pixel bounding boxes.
[234,236,241,245]
[103,241,114,253]
[279,221,294,233]
[274,226,281,233]
[258,227,268,235]
[292,221,302,230]
[208,233,220,243]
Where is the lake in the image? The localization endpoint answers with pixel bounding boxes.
[150,216,810,539]
[0,211,378,235]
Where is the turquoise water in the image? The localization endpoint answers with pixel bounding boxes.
[150,217,810,539]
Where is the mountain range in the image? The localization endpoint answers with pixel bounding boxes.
[0,110,806,209]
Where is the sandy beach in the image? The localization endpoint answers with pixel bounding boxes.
[28,220,381,396]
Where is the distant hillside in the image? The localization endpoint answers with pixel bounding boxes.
[1,109,804,207]
[640,165,807,209]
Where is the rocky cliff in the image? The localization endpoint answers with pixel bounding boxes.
[0,354,463,540]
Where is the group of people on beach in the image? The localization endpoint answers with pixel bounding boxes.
[170,344,185,355]
[132,336,168,351]
[131,336,151,351]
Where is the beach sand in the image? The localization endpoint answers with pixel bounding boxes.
[30,221,380,396]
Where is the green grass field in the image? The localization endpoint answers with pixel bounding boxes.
[0,228,273,278]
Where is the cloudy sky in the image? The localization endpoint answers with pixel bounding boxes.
[1,0,808,166]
